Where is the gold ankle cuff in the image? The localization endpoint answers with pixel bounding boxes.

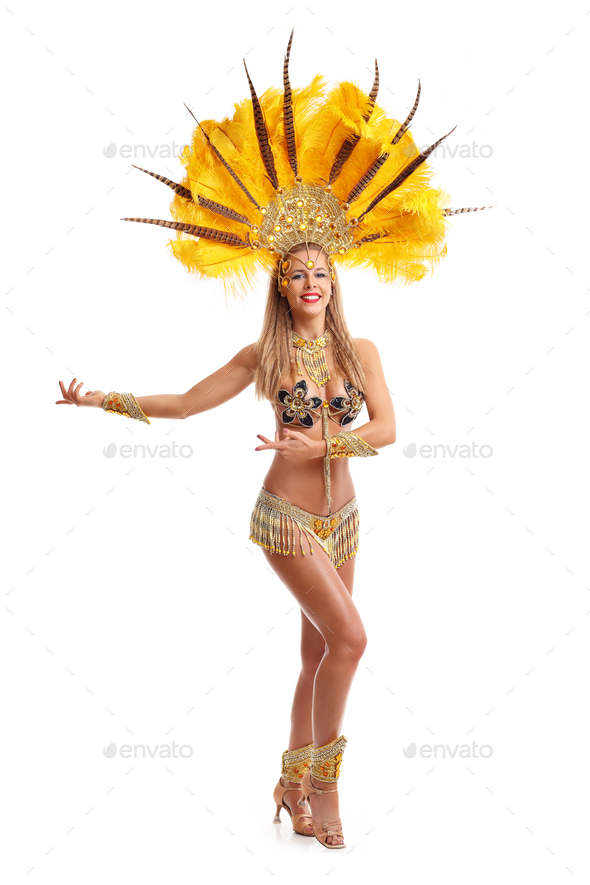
[281,742,313,783]
[311,734,347,783]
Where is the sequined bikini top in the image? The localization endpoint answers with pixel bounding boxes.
[274,378,365,428]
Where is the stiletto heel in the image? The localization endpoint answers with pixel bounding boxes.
[272,743,314,836]
[299,735,348,849]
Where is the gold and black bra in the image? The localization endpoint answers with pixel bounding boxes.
[275,378,365,428]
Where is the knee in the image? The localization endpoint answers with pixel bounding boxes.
[330,625,368,662]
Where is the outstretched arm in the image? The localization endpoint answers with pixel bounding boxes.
[138,342,257,420]
[55,342,258,421]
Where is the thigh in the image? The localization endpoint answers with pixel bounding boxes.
[336,556,356,597]
[261,544,364,649]
[299,554,356,657]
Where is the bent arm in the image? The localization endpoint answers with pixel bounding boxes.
[341,338,396,449]
[135,342,257,420]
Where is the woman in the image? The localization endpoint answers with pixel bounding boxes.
[56,240,396,848]
[56,28,488,850]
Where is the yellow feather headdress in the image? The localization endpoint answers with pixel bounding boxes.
[123,30,493,298]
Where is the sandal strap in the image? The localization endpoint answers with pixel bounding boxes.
[281,783,310,808]
[317,817,343,830]
[312,817,344,839]
[291,811,312,823]
[307,782,338,794]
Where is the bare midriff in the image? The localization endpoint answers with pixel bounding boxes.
[262,363,358,516]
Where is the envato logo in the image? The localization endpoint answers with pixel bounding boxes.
[402,141,493,159]
[103,442,193,459]
[403,741,493,759]
[103,140,492,161]
[103,142,189,160]
[403,441,493,459]
[103,742,193,759]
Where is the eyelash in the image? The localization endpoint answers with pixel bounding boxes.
[293,272,326,279]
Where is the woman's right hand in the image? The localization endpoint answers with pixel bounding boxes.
[56,377,106,409]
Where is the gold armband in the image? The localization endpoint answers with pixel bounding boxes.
[102,392,151,425]
[327,431,378,459]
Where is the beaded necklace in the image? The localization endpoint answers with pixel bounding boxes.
[291,328,332,387]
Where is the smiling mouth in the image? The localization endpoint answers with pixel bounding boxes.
[301,293,321,302]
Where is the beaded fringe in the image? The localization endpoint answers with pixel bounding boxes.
[249,491,359,571]
[296,344,331,388]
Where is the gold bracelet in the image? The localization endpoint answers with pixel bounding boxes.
[102,391,151,424]
[327,431,378,459]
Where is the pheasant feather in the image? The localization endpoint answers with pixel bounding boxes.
[243,60,279,189]
[283,28,298,178]
[328,60,380,185]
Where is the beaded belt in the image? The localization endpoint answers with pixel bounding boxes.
[249,487,359,570]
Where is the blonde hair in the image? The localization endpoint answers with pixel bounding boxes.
[253,246,367,402]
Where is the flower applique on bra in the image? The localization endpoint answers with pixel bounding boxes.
[274,378,365,428]
[328,378,365,426]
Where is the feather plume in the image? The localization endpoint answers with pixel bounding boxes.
[391,79,421,145]
[131,164,251,226]
[121,217,247,246]
[283,28,298,177]
[443,205,496,216]
[168,236,276,303]
[328,62,380,184]
[353,233,384,247]
[183,103,260,209]
[124,38,490,297]
[346,153,388,203]
[347,80,422,203]
[193,194,252,226]
[132,165,193,201]
[243,60,279,189]
[368,60,380,105]
[358,126,457,221]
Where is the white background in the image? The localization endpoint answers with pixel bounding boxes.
[2,0,589,882]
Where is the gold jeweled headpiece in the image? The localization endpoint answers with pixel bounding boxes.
[122,30,494,297]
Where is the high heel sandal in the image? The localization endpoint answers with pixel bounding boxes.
[272,743,314,836]
[297,735,347,849]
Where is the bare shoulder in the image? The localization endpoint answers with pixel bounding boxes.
[233,342,259,372]
[353,337,387,389]
[353,337,381,360]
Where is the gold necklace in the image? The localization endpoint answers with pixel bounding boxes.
[291,329,332,387]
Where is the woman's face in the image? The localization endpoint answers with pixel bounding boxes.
[280,247,332,320]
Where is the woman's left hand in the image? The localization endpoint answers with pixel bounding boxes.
[255,428,326,460]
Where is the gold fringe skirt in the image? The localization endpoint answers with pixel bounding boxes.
[249,487,359,570]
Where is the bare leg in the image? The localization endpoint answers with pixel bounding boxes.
[286,557,356,749]
[263,544,365,845]
[288,611,327,749]
[278,612,326,835]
